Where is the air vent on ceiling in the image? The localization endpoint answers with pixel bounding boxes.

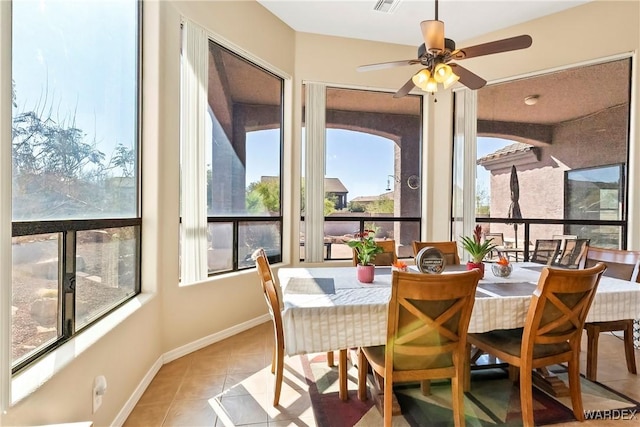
[373,0,401,13]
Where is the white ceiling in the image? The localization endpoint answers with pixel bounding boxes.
[256,0,592,47]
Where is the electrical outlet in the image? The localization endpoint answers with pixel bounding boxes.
[93,375,107,414]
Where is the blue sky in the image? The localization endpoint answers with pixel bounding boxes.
[12,0,137,161]
[247,130,511,200]
[246,129,393,200]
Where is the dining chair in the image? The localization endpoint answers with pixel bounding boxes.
[466,263,606,427]
[529,239,561,265]
[554,238,590,268]
[483,233,504,261]
[552,234,577,252]
[357,269,481,427]
[254,249,339,404]
[412,241,461,265]
[580,246,640,381]
[352,239,397,266]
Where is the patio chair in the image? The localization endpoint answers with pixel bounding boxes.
[466,263,606,427]
[358,269,481,427]
[553,238,589,268]
[483,232,504,261]
[581,246,640,381]
[254,249,339,404]
[352,239,397,266]
[529,239,561,265]
[412,241,461,265]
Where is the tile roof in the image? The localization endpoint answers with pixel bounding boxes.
[477,142,534,164]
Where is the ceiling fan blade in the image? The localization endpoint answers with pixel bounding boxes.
[393,77,416,98]
[453,35,532,60]
[357,59,420,72]
[450,63,486,90]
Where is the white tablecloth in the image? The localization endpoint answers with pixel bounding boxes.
[279,263,640,356]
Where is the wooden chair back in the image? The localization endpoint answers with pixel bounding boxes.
[254,249,284,345]
[352,239,397,266]
[523,263,606,357]
[530,239,561,265]
[386,270,481,374]
[412,241,461,265]
[581,246,640,282]
[555,238,590,268]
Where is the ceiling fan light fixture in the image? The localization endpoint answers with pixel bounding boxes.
[443,71,460,89]
[420,20,444,53]
[424,77,438,93]
[433,63,452,83]
[412,69,431,87]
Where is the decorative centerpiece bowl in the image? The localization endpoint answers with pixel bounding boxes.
[491,263,512,278]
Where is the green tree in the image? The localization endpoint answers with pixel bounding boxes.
[368,196,394,214]
[348,201,365,212]
[11,86,136,219]
[246,179,280,213]
[476,188,490,216]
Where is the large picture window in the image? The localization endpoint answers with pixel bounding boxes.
[454,58,631,254]
[11,0,141,372]
[180,39,284,276]
[301,86,422,261]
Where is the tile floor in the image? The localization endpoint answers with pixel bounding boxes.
[123,321,640,426]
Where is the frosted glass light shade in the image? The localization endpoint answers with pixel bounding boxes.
[443,71,460,89]
[412,69,431,87]
[433,63,453,83]
[425,77,438,93]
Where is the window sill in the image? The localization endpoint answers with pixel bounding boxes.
[11,293,155,406]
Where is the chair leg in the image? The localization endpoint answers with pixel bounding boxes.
[339,349,348,401]
[327,351,335,367]
[451,367,465,427]
[357,349,369,401]
[586,324,601,381]
[383,370,393,427]
[624,322,637,375]
[463,343,471,392]
[420,380,431,395]
[568,353,585,421]
[273,344,284,406]
[270,346,276,374]
[519,365,534,427]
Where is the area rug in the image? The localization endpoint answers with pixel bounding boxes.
[299,353,640,427]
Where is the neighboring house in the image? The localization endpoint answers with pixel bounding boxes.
[323,177,349,210]
[261,176,349,210]
[350,191,393,211]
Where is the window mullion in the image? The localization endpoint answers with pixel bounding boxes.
[61,231,76,338]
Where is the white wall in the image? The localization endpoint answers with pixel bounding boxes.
[0,1,637,426]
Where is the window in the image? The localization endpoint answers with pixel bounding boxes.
[11,1,140,372]
[181,39,284,276]
[301,86,422,261]
[454,58,631,251]
[565,164,625,247]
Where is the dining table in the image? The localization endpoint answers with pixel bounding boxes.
[278,262,640,400]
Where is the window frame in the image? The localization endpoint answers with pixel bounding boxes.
[9,1,142,374]
[180,36,287,277]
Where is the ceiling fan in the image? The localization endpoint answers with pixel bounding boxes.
[357,0,533,98]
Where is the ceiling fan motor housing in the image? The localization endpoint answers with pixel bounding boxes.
[417,38,456,58]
